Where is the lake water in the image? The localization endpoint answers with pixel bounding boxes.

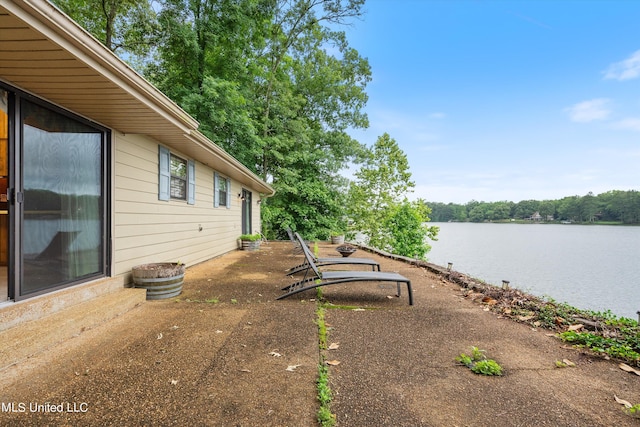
[426,222,639,320]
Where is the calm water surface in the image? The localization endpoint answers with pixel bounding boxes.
[427,222,639,319]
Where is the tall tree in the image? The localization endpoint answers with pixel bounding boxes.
[52,0,157,59]
[259,8,371,238]
[348,133,438,258]
[255,0,366,179]
[146,0,270,168]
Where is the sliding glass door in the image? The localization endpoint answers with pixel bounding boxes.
[21,100,106,295]
[0,83,109,300]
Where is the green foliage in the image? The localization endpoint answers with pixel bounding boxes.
[239,233,261,241]
[51,0,158,60]
[456,346,503,376]
[535,301,583,329]
[317,364,335,426]
[558,311,640,366]
[384,200,439,259]
[316,295,335,426]
[555,360,571,368]
[471,359,503,376]
[558,330,640,362]
[260,159,354,240]
[348,133,438,258]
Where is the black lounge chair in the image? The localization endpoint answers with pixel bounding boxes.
[286,232,380,275]
[285,227,304,255]
[278,233,413,305]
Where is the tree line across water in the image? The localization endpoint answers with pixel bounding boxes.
[427,190,640,224]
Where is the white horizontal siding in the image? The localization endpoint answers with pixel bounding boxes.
[113,134,260,277]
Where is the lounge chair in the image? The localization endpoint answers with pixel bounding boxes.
[286,232,380,275]
[278,234,413,305]
[285,227,304,255]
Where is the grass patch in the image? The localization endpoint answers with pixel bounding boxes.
[315,288,336,426]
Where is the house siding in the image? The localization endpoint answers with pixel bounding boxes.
[113,133,261,278]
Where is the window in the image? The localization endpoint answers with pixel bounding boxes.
[217,175,228,207]
[170,154,187,200]
[214,172,231,208]
[159,146,195,204]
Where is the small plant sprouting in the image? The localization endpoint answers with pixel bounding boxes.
[628,403,640,419]
[471,359,503,376]
[456,346,503,376]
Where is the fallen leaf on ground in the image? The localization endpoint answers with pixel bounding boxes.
[328,343,340,350]
[169,379,178,385]
[157,333,163,340]
[517,315,534,321]
[567,324,584,331]
[286,365,301,372]
[615,395,633,408]
[170,325,179,330]
[482,296,497,305]
[269,351,282,357]
[619,363,640,376]
[562,359,576,367]
[240,369,251,373]
[215,330,223,334]
[325,360,341,366]
[352,308,365,311]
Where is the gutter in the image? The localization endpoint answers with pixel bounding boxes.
[185,130,275,197]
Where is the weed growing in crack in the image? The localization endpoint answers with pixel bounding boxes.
[315,288,336,426]
[456,346,503,376]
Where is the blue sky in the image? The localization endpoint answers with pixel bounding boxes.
[344,0,640,204]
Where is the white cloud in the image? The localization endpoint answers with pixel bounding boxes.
[565,98,611,123]
[428,112,446,119]
[610,118,640,132]
[603,50,640,81]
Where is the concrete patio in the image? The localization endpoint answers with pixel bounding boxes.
[0,241,638,426]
